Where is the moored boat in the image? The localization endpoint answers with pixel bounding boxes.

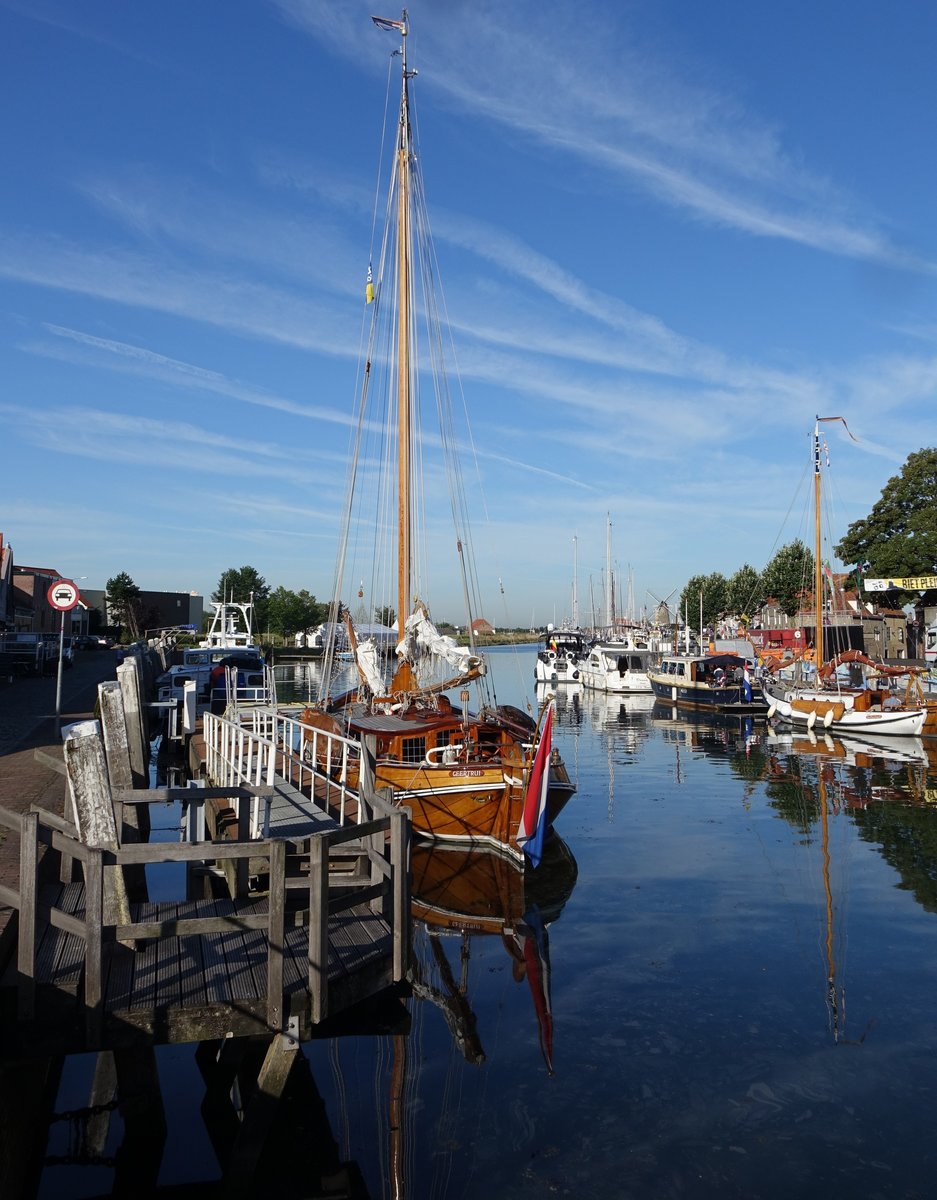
[300,13,574,863]
[534,628,587,684]
[763,418,926,738]
[648,651,767,712]
[578,635,654,694]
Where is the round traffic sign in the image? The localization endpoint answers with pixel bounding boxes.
[48,579,81,612]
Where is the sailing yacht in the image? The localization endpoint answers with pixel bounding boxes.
[762,418,926,737]
[302,13,574,861]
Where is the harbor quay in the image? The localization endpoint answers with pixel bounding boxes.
[0,650,119,946]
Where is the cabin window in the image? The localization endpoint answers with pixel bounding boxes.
[675,663,686,677]
[402,737,426,764]
[436,730,452,748]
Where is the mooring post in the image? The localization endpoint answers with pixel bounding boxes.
[307,834,329,1024]
[98,679,151,850]
[62,721,132,935]
[16,809,39,1020]
[117,659,148,789]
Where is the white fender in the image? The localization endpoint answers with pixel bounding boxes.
[806,710,817,730]
[671,686,677,701]
[766,704,776,719]
[823,708,834,728]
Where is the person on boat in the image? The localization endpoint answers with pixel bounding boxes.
[208,661,228,713]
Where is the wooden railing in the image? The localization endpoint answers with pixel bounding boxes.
[203,707,379,830]
[0,790,409,1033]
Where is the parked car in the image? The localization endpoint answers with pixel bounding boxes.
[72,634,97,650]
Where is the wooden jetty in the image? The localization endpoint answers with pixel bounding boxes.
[0,642,413,1195]
[0,653,411,1061]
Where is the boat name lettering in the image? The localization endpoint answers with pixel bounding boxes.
[449,769,484,778]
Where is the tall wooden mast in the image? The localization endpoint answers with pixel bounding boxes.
[396,15,412,639]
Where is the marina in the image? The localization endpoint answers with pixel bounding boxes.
[3,7,937,1200]
[4,645,937,1195]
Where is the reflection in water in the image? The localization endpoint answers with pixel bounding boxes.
[410,835,578,1073]
[18,648,937,1198]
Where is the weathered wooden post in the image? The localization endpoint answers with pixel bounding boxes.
[98,679,151,851]
[16,809,39,1020]
[63,721,131,934]
[117,658,148,789]
[307,834,329,1024]
[390,808,410,983]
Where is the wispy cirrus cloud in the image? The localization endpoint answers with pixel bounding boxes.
[274,0,934,273]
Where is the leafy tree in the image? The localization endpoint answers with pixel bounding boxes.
[266,587,328,637]
[374,605,396,629]
[679,572,727,632]
[725,564,763,622]
[105,572,143,640]
[835,448,937,606]
[215,566,270,630]
[762,539,814,618]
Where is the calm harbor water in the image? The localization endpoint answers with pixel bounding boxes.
[38,644,937,1198]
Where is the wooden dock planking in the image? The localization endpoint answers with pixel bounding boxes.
[265,777,339,840]
[201,897,239,1005]
[40,883,87,993]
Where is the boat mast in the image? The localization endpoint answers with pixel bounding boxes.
[812,415,856,672]
[813,417,824,671]
[605,515,612,634]
[395,14,413,637]
[572,535,579,628]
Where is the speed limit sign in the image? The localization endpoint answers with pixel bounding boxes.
[47,579,81,611]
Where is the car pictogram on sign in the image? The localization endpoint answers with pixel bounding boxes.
[47,580,81,611]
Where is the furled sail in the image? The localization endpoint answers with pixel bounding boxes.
[354,637,387,696]
[397,609,484,688]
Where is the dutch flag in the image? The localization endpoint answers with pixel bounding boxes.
[517,702,553,868]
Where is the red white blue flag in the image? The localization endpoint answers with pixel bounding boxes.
[372,15,405,32]
[517,702,553,867]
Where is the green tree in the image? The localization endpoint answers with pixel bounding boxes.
[679,572,727,633]
[762,539,814,618]
[266,587,328,638]
[105,571,143,640]
[835,448,937,606]
[215,566,270,630]
[725,564,763,622]
[374,605,396,629]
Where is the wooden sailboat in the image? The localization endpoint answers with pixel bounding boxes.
[762,417,926,737]
[302,12,574,861]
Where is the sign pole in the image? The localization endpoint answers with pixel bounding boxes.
[46,579,82,739]
[55,610,66,737]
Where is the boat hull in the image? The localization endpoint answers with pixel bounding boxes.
[648,676,767,712]
[380,758,575,862]
[763,679,926,737]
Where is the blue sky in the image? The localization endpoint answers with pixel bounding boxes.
[2,0,935,628]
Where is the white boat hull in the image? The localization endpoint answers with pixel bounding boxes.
[763,679,926,737]
[579,643,653,694]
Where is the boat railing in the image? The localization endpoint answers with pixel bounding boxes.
[203,705,389,833]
